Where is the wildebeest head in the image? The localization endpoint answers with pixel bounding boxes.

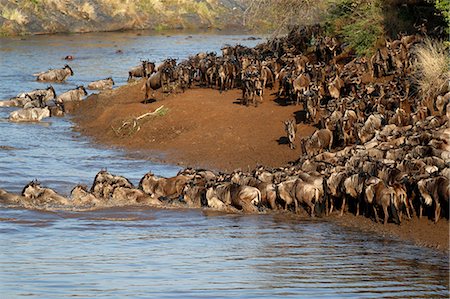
[64,64,74,76]
[78,85,88,96]
[47,86,56,98]
[22,179,42,198]
[107,77,115,85]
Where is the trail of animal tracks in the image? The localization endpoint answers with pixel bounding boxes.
[71,80,449,251]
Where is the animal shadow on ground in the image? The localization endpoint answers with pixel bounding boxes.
[273,95,291,106]
[294,110,308,123]
[233,98,244,105]
[277,136,290,145]
[233,98,258,107]
[141,98,157,104]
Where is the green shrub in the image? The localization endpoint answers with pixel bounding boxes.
[326,0,385,56]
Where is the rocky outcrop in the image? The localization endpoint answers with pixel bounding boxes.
[0,0,248,36]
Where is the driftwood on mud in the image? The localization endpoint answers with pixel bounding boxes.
[111,105,167,137]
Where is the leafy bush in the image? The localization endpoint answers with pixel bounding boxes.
[326,0,384,56]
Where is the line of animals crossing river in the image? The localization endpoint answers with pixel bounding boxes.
[0,25,448,225]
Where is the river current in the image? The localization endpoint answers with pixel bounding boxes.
[0,30,448,298]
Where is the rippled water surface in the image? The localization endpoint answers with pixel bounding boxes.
[0,30,448,298]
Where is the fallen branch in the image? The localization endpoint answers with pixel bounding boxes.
[111,105,168,137]
[136,105,165,120]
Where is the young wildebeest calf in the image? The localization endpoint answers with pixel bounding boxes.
[34,65,73,82]
[87,77,115,90]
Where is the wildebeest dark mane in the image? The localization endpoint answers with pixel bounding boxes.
[64,64,74,75]
[21,179,40,196]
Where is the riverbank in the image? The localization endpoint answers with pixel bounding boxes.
[0,0,248,36]
[71,80,316,172]
[71,80,449,252]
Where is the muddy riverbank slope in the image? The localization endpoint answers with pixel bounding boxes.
[71,81,449,252]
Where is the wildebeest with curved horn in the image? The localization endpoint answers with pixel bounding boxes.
[34,65,74,82]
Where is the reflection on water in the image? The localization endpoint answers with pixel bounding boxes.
[0,31,448,298]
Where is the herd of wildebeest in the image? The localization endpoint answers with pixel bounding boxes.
[0,25,449,225]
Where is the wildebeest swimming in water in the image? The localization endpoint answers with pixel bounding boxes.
[0,86,56,108]
[9,106,51,122]
[55,86,87,105]
[87,77,115,90]
[33,65,74,82]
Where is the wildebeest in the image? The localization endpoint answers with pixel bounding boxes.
[55,86,87,104]
[284,119,297,149]
[304,129,333,156]
[139,171,190,200]
[292,72,311,105]
[87,77,115,90]
[206,182,261,213]
[9,106,51,122]
[34,65,74,82]
[417,175,449,223]
[365,177,399,224]
[70,184,101,206]
[128,61,155,81]
[90,170,133,199]
[0,86,56,108]
[277,178,321,216]
[143,68,173,100]
[21,180,70,207]
[242,73,263,107]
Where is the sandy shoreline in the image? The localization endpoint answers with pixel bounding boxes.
[69,80,449,252]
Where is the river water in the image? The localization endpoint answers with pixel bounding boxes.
[0,30,448,298]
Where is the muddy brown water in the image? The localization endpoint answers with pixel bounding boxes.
[0,30,448,298]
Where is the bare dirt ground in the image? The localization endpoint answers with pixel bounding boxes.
[71,80,449,252]
[71,80,316,172]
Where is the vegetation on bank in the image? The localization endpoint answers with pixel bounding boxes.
[0,0,447,56]
[244,0,447,55]
[0,0,247,36]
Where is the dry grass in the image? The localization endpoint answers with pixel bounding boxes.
[413,38,449,101]
[1,7,28,25]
